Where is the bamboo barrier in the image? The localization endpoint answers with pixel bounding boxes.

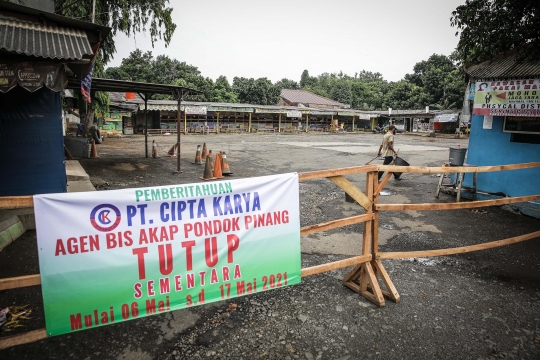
[0,196,33,210]
[378,230,540,260]
[1,161,539,349]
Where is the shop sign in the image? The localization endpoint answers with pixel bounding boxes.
[434,114,459,122]
[183,105,207,115]
[0,62,66,93]
[307,111,336,116]
[254,108,287,114]
[208,106,253,112]
[286,110,302,118]
[473,78,540,116]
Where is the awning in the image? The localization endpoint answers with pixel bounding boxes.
[0,17,93,60]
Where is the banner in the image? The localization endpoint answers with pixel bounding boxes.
[286,110,302,118]
[181,105,207,115]
[81,44,100,103]
[473,79,540,116]
[80,62,94,103]
[34,174,301,336]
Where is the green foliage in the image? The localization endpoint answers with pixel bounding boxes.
[232,77,281,105]
[56,0,176,65]
[56,0,176,128]
[275,78,299,90]
[450,0,540,66]
[296,54,465,110]
[104,51,238,102]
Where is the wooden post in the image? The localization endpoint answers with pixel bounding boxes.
[278,113,281,133]
[342,171,386,306]
[183,106,187,133]
[305,113,309,132]
[248,112,252,133]
[216,112,220,133]
[371,170,400,302]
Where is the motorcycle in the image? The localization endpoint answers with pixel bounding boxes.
[372,125,386,134]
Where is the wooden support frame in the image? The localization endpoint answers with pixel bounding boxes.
[1,161,539,349]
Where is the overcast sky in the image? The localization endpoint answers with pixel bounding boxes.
[107,0,467,84]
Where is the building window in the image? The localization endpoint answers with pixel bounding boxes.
[510,133,540,144]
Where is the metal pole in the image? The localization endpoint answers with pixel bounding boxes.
[144,94,148,158]
[91,0,96,22]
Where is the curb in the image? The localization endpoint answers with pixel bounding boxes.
[0,215,26,251]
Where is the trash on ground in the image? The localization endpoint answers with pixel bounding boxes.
[379,191,392,196]
[0,307,8,327]
[471,209,488,214]
[1,305,33,332]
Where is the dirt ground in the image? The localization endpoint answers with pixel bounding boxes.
[1,132,539,359]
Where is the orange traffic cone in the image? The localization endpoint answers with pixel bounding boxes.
[192,145,203,165]
[213,152,224,179]
[89,139,98,158]
[152,140,159,159]
[221,151,233,175]
[200,156,216,181]
[207,150,214,171]
[201,143,208,162]
[167,143,177,157]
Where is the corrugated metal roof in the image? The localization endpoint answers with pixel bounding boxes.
[464,49,540,79]
[281,89,344,106]
[0,16,93,60]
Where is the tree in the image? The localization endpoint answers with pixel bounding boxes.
[330,81,352,106]
[55,0,177,132]
[232,77,281,105]
[299,70,317,88]
[213,76,238,103]
[275,78,299,90]
[450,0,540,66]
[404,54,464,109]
[56,0,176,65]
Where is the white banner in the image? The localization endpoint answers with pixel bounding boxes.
[286,111,302,118]
[34,173,301,336]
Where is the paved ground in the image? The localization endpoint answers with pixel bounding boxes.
[1,132,539,359]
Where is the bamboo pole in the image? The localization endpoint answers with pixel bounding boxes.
[376,194,540,211]
[0,196,33,209]
[378,230,540,259]
[301,213,374,236]
[0,274,41,291]
[301,254,372,277]
[377,162,540,174]
[328,175,372,211]
[298,165,378,181]
[0,329,47,350]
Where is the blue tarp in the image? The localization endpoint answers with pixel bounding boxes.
[0,86,66,196]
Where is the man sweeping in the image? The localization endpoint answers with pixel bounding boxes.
[377,125,401,181]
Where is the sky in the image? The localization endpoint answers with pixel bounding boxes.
[107,0,467,84]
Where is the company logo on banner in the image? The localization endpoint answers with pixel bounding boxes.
[473,79,540,117]
[34,174,301,336]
